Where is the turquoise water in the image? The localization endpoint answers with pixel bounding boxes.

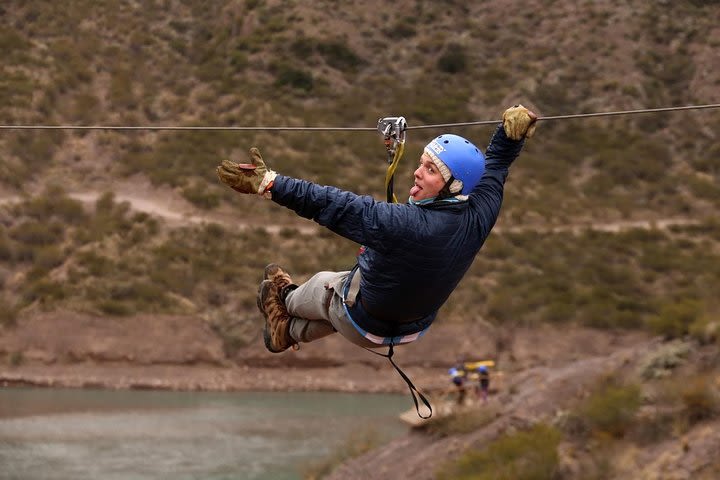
[0,388,409,480]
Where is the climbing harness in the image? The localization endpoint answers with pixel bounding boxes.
[342,264,433,419]
[364,342,433,419]
[342,265,429,346]
[335,121,430,418]
[377,116,407,203]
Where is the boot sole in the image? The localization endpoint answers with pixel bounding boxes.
[258,279,286,354]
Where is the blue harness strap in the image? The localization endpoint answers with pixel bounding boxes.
[341,265,429,345]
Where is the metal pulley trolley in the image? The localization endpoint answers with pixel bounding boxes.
[377,116,407,203]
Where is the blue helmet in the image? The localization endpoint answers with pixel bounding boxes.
[479,365,488,373]
[424,134,485,195]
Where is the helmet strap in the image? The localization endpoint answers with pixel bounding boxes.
[436,177,456,200]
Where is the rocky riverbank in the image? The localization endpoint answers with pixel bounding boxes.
[0,310,651,396]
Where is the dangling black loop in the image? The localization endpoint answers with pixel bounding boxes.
[363,342,433,419]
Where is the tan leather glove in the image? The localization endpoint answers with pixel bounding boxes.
[216,147,277,198]
[502,105,538,141]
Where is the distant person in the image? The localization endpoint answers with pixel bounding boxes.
[477,364,490,403]
[449,363,468,406]
[216,106,537,355]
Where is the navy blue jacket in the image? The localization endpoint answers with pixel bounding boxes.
[270,125,525,337]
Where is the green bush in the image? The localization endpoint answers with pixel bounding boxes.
[71,93,101,125]
[0,296,18,327]
[181,181,222,210]
[437,423,561,480]
[689,314,720,345]
[97,299,132,316]
[22,279,68,306]
[317,40,365,72]
[119,132,239,186]
[77,250,115,277]
[0,229,13,262]
[24,188,87,224]
[108,68,137,110]
[289,37,315,59]
[679,375,719,425]
[27,245,65,280]
[437,44,467,74]
[9,221,64,247]
[92,280,176,316]
[9,351,24,367]
[0,29,29,55]
[629,408,675,446]
[646,300,702,339]
[638,340,691,380]
[8,131,65,173]
[474,65,512,98]
[579,382,642,438]
[0,72,35,109]
[274,64,314,91]
[383,20,417,39]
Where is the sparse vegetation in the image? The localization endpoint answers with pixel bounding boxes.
[9,351,24,367]
[1,0,715,227]
[1,3,720,478]
[421,405,498,437]
[1,186,720,335]
[302,428,386,480]
[677,375,720,426]
[437,423,562,480]
[0,296,18,327]
[577,381,642,438]
[437,44,467,74]
[638,340,692,380]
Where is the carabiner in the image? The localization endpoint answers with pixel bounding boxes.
[377,116,408,203]
[377,116,407,164]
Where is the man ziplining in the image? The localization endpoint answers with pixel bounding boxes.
[216,105,537,358]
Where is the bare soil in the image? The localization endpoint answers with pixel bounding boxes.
[0,308,650,395]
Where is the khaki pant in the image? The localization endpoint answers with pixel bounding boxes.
[285,271,383,349]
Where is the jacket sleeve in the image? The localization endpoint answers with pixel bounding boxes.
[269,175,411,251]
[469,125,525,235]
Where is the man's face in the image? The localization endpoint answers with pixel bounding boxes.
[410,153,446,201]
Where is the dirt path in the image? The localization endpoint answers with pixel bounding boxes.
[497,217,700,234]
[0,190,700,235]
[0,189,319,234]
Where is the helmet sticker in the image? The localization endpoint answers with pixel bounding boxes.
[427,140,445,155]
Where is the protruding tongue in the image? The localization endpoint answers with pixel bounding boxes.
[410,185,421,197]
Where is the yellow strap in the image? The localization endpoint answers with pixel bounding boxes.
[384,142,404,203]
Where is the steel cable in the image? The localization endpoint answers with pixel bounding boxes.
[0,103,718,132]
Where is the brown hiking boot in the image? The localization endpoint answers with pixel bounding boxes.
[264,263,294,289]
[257,279,295,353]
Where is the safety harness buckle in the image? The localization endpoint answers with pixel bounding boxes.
[377,116,407,164]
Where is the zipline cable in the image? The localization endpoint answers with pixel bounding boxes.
[409,103,720,130]
[0,103,718,132]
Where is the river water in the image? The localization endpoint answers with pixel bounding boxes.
[0,388,409,480]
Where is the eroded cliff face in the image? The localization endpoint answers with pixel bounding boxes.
[1,308,648,391]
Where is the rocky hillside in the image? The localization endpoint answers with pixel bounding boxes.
[1,1,720,478]
[327,338,720,480]
[1,0,719,341]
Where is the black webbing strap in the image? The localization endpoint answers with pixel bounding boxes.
[364,342,433,419]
